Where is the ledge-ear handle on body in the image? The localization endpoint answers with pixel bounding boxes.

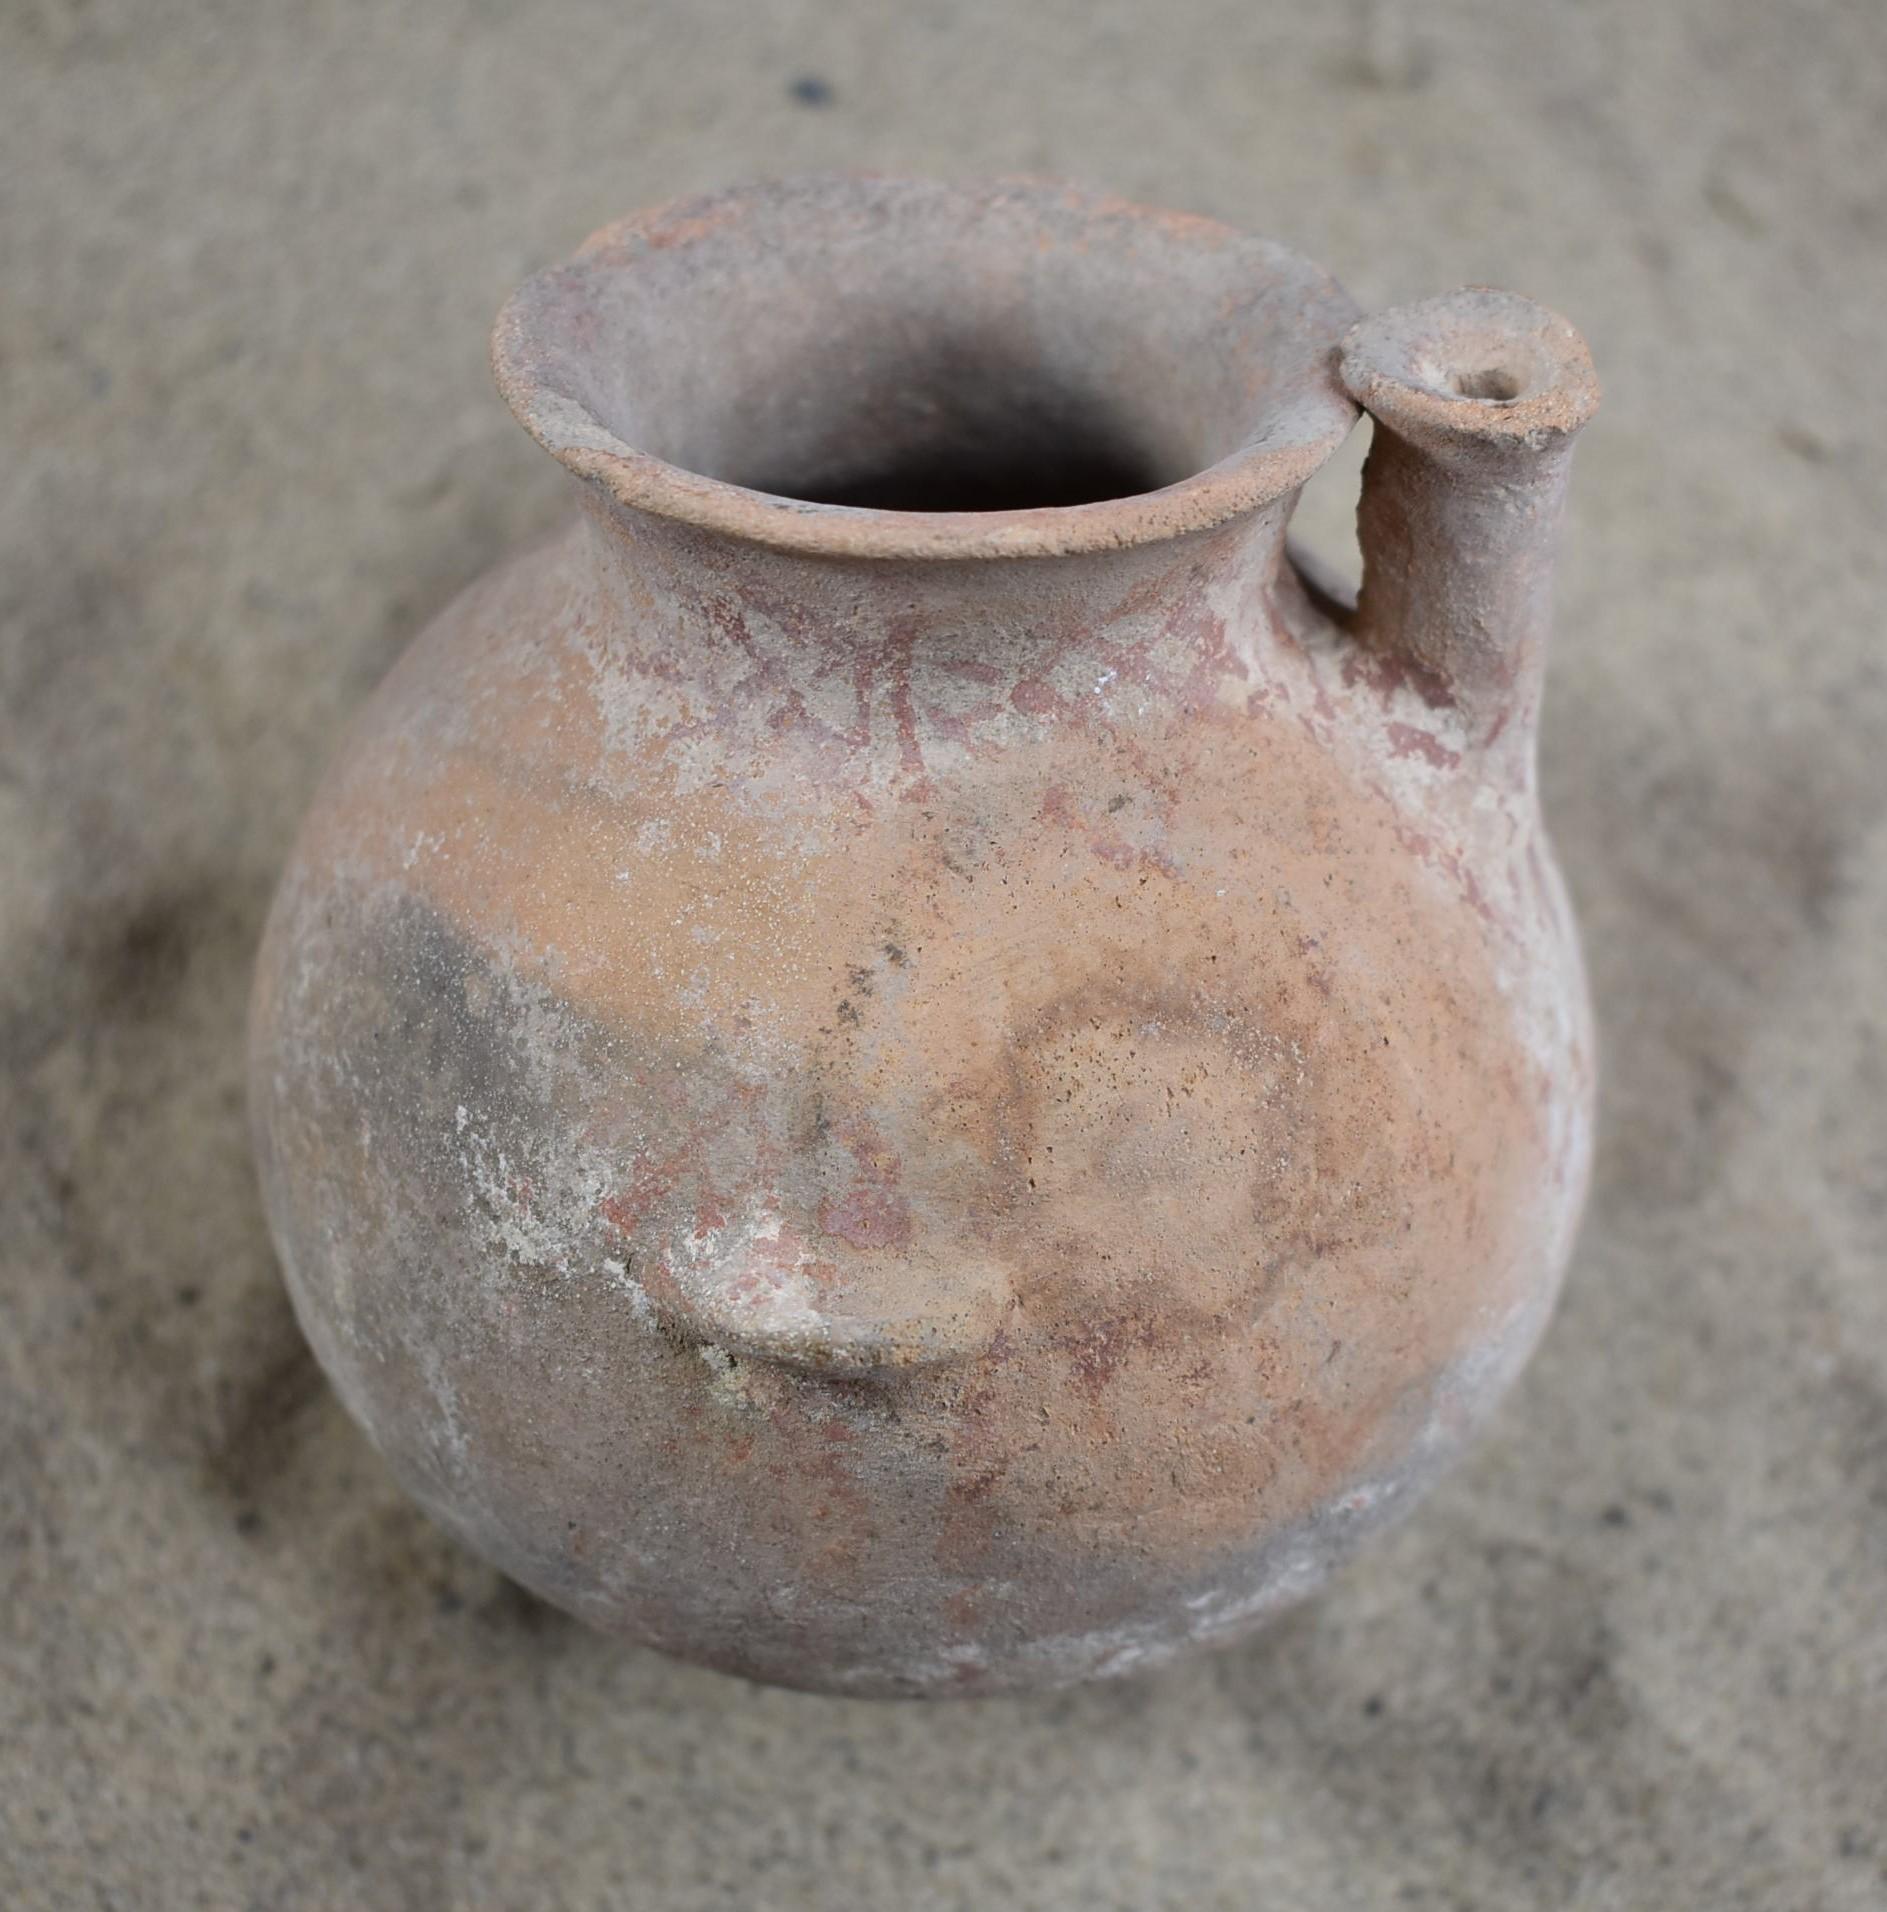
[1339,289,1599,779]
[651,1236,1014,1381]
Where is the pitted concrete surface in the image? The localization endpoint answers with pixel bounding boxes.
[3,2,1884,1905]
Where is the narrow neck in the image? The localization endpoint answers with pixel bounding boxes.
[578,490,1295,723]
[1352,432,1577,777]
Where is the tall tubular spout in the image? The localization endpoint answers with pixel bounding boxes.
[1340,290,1599,780]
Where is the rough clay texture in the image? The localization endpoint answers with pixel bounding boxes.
[4,0,1885,1902]
[249,176,1594,1697]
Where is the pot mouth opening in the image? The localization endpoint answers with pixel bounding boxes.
[493,175,1363,561]
[740,391,1173,516]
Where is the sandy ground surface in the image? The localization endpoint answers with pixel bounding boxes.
[4,2,1885,1906]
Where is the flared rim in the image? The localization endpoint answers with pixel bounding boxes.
[491,175,1363,561]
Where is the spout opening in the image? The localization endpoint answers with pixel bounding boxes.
[493,175,1363,560]
[1449,365,1526,403]
[1340,288,1599,448]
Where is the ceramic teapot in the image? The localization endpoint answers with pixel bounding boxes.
[250,176,1598,1695]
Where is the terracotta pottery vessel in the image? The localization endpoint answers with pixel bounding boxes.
[250,177,1599,1695]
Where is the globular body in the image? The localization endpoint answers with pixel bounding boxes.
[250,178,1598,1694]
